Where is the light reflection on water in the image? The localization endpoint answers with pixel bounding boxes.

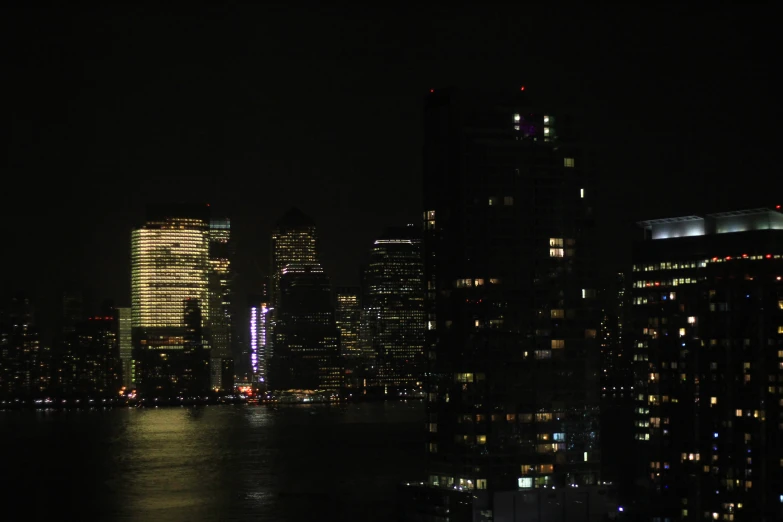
[0,402,423,522]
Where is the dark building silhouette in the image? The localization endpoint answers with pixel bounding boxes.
[401,87,608,521]
[208,218,234,391]
[271,264,342,391]
[182,298,210,396]
[631,207,783,522]
[598,272,635,496]
[62,292,84,335]
[362,226,425,389]
[0,296,47,397]
[55,315,121,397]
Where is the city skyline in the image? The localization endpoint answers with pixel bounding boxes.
[3,5,780,344]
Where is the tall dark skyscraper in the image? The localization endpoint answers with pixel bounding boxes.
[182,298,210,395]
[401,88,606,521]
[363,226,425,389]
[271,264,342,391]
[631,207,783,522]
[208,218,233,392]
[131,204,211,396]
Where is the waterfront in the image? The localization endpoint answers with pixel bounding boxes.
[0,402,424,522]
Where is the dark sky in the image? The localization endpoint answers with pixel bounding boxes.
[1,5,779,338]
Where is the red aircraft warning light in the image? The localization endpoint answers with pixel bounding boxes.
[520,86,526,91]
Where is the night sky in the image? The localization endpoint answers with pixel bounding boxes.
[2,5,779,341]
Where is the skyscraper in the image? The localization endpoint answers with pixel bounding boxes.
[182,298,210,395]
[401,88,606,521]
[270,208,319,314]
[58,314,121,397]
[270,263,342,391]
[631,207,783,522]
[131,204,210,396]
[117,307,133,388]
[208,218,233,391]
[335,287,362,359]
[363,226,425,389]
[249,294,271,386]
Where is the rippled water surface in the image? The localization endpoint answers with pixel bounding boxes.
[0,402,424,521]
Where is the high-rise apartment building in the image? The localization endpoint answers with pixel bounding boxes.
[363,226,425,388]
[335,287,362,359]
[131,204,211,396]
[631,207,783,522]
[401,88,606,521]
[117,307,133,388]
[208,218,233,391]
[270,264,342,391]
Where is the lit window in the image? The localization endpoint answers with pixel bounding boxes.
[455,373,474,383]
[711,397,717,405]
[518,477,533,489]
[476,479,487,490]
[504,196,514,206]
[585,329,597,339]
[513,114,520,122]
[476,435,487,444]
[679,328,686,337]
[549,237,564,247]
[543,115,550,124]
[550,248,564,258]
[688,316,696,324]
[488,197,497,206]
[778,326,783,334]
[544,127,551,136]
[564,158,575,167]
[551,339,565,349]
[550,309,564,318]
[580,188,584,198]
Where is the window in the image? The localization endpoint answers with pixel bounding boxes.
[711,397,717,405]
[549,238,564,247]
[428,443,438,453]
[544,127,551,136]
[537,464,554,473]
[518,477,533,489]
[543,115,550,124]
[476,435,487,444]
[476,479,487,490]
[550,248,564,258]
[564,157,575,167]
[551,339,565,349]
[551,309,564,318]
[688,316,696,324]
[580,188,584,198]
[535,349,552,359]
[503,196,514,206]
[455,373,474,383]
[585,329,597,339]
[488,197,497,206]
[582,289,596,299]
[513,113,520,122]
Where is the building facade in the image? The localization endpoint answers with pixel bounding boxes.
[631,208,783,522]
[0,296,46,398]
[363,226,425,388]
[131,204,211,396]
[57,315,122,397]
[117,307,133,389]
[401,87,606,521]
[335,287,362,359]
[270,263,342,391]
[208,218,233,391]
[249,296,271,386]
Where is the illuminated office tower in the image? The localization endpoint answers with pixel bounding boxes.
[400,88,605,521]
[335,287,362,359]
[271,263,342,391]
[131,204,210,396]
[117,307,133,388]
[363,226,425,388]
[208,218,233,391]
[249,294,271,385]
[269,208,319,353]
[631,207,783,522]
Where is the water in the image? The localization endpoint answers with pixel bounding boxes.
[0,402,424,521]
